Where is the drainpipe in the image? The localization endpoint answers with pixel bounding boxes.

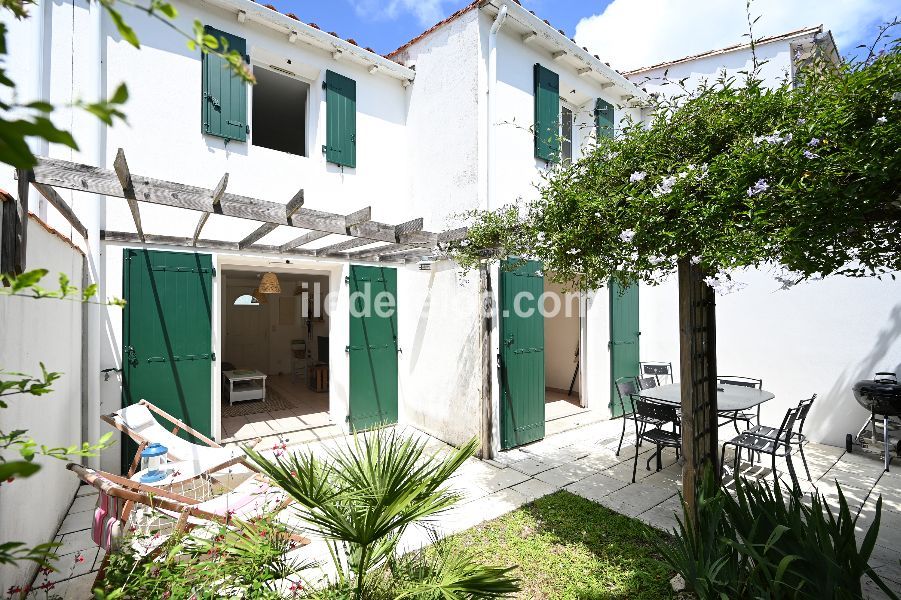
[486,3,507,212]
[82,0,106,469]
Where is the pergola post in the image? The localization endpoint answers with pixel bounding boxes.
[678,257,719,521]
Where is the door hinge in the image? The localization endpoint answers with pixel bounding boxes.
[344,275,350,284]
[211,267,217,277]
[211,352,216,362]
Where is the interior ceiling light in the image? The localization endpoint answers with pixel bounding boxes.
[258,272,282,294]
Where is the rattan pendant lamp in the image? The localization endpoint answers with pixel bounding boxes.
[258,272,282,294]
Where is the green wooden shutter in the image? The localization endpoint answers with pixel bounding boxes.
[499,258,546,449]
[609,280,639,416]
[122,249,214,469]
[201,26,247,142]
[348,265,398,430]
[325,70,357,168]
[595,98,614,140]
[534,64,560,161]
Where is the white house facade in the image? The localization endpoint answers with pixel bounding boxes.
[1,0,646,517]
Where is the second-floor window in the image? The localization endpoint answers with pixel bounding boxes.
[252,67,308,157]
[561,105,574,163]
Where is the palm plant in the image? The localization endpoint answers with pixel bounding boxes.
[245,428,519,599]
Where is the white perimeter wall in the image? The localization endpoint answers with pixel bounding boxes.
[640,270,901,447]
[0,219,84,589]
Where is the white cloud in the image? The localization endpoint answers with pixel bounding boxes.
[350,0,447,27]
[574,0,901,72]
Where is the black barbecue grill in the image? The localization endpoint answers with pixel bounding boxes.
[847,372,901,472]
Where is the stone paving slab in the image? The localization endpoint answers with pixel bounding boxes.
[37,417,901,598]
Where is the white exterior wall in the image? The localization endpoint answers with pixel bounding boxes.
[631,39,901,446]
[401,10,483,226]
[6,0,651,471]
[629,38,800,96]
[0,219,84,589]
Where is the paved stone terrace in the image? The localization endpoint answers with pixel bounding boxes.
[35,419,901,598]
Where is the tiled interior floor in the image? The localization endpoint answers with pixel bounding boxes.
[221,374,343,447]
[39,419,901,599]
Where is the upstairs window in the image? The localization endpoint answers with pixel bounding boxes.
[561,106,574,163]
[252,66,309,156]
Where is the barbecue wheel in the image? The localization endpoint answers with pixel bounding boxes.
[846,433,854,453]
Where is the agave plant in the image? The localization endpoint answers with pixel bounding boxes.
[245,428,519,599]
[655,466,900,600]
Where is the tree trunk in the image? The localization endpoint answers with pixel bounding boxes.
[678,257,719,521]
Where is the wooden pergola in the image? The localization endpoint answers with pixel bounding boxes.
[10,148,465,268]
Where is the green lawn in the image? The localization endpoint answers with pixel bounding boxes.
[441,490,676,600]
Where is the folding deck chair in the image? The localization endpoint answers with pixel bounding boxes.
[68,463,309,583]
[102,399,261,477]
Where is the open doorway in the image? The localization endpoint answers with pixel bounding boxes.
[220,268,331,443]
[544,280,585,424]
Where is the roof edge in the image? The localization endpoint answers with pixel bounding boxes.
[201,0,416,81]
[625,25,825,76]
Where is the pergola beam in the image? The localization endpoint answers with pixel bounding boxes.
[238,189,305,249]
[100,230,412,264]
[193,173,229,246]
[32,156,442,247]
[279,230,329,252]
[27,179,89,239]
[113,149,145,242]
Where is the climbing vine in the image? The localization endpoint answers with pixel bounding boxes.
[452,24,901,292]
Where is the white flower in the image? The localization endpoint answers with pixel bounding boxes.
[690,255,701,265]
[808,137,820,147]
[649,255,665,265]
[567,248,580,255]
[797,118,807,125]
[537,232,546,242]
[782,132,793,144]
[595,212,602,218]
[877,115,888,124]
[535,270,543,277]
[803,150,819,159]
[460,239,470,247]
[629,171,647,183]
[754,131,787,145]
[747,179,769,197]
[619,229,636,243]
[678,171,688,179]
[703,276,720,288]
[652,175,677,198]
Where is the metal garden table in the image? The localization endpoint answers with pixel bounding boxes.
[637,383,775,414]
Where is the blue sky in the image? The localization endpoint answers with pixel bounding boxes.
[267,1,611,55]
[269,1,900,69]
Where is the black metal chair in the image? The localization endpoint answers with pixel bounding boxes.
[746,395,817,482]
[717,375,763,433]
[720,400,809,491]
[614,377,668,456]
[631,397,681,483]
[636,376,659,390]
[640,361,674,386]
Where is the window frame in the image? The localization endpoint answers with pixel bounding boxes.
[248,61,313,158]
